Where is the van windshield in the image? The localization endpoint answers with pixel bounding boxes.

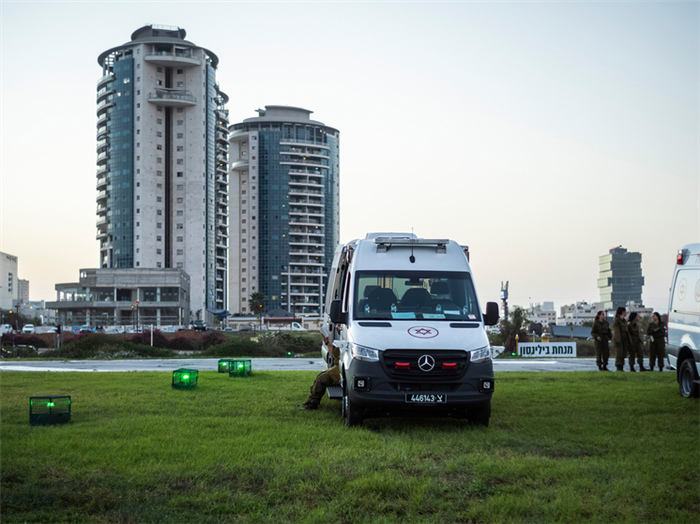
[354,271,481,321]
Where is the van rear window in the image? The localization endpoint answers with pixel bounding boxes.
[354,271,481,321]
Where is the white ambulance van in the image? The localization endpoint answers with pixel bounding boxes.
[323,233,499,427]
[667,243,700,398]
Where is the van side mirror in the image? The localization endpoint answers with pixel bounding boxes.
[330,300,347,324]
[484,302,499,326]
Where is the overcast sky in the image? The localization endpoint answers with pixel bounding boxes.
[1,1,698,313]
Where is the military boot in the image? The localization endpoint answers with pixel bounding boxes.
[629,365,636,372]
[616,365,624,371]
[639,365,649,372]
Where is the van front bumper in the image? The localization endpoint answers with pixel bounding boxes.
[345,358,494,410]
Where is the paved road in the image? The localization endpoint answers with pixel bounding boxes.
[0,357,623,373]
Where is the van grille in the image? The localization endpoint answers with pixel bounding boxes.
[381,349,469,380]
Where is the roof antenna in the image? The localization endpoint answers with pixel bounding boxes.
[409,227,415,263]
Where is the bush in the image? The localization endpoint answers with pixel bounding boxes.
[202,331,226,349]
[42,334,176,359]
[201,337,269,357]
[1,334,48,348]
[168,336,199,352]
[257,331,321,355]
[129,330,170,348]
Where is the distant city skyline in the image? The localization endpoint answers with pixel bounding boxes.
[1,2,697,314]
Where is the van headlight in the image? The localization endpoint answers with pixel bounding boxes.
[469,346,492,363]
[350,343,379,362]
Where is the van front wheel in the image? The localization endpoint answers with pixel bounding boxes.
[344,393,363,427]
[679,359,699,398]
[466,401,491,427]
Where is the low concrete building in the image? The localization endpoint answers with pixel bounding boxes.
[46,268,190,328]
[0,251,19,310]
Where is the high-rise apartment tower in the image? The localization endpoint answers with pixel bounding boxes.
[229,106,339,316]
[96,25,229,318]
[597,246,645,310]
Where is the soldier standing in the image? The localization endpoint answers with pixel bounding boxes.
[613,307,631,371]
[627,312,648,371]
[591,311,612,371]
[647,312,666,371]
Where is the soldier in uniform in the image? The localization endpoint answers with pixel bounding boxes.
[647,312,666,371]
[613,307,631,371]
[591,311,612,371]
[627,312,648,371]
[299,329,341,410]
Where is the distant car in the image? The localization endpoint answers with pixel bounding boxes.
[1,324,13,335]
[79,326,93,334]
[192,320,206,332]
[222,327,234,332]
[22,324,35,334]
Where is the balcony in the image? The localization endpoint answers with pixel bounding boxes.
[144,51,201,68]
[96,217,108,228]
[147,89,196,107]
[280,140,330,150]
[96,73,115,89]
[96,204,108,215]
[96,190,108,203]
[281,158,328,168]
[96,151,110,165]
[96,113,110,129]
[96,177,108,191]
[96,126,109,140]
[231,159,249,172]
[96,88,115,103]
[96,229,108,240]
[96,164,109,178]
[96,99,115,116]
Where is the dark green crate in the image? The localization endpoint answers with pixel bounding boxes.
[30,395,71,426]
[172,368,198,389]
[229,359,252,378]
[285,351,294,358]
[218,359,234,373]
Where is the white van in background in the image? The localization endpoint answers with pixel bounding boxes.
[667,243,700,398]
[324,233,499,427]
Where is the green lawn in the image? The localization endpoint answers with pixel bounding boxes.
[1,371,698,523]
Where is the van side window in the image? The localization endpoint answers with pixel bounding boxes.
[672,269,700,315]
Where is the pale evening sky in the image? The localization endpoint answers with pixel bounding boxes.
[1,1,698,314]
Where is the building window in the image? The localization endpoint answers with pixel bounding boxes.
[177,146,183,152]
[157,171,162,176]
[157,131,162,137]
[157,209,162,215]
[177,210,183,216]
[177,69,184,74]
[157,262,162,268]
[177,262,183,268]
[177,81,184,87]
[177,107,184,113]
[157,197,162,202]
[177,159,183,165]
[156,144,162,150]
[177,172,183,177]
[157,157,162,163]
[177,223,183,229]
[157,236,161,241]
[157,249,162,255]
[157,223,162,229]
[177,185,184,190]
[177,249,184,255]
[177,133,183,139]
[177,120,183,126]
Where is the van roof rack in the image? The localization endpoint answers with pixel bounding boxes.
[374,237,450,254]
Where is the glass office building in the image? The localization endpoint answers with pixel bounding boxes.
[597,246,645,310]
[229,106,340,316]
[96,25,229,320]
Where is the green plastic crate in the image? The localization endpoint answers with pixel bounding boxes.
[229,359,252,378]
[218,359,234,373]
[172,368,198,389]
[30,395,71,426]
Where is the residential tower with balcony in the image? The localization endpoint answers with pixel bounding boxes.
[228,106,339,316]
[95,25,228,320]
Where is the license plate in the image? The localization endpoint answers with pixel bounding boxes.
[405,393,447,404]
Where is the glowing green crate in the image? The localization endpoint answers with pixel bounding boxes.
[30,395,71,426]
[229,359,252,378]
[172,368,198,389]
[285,351,294,358]
[218,359,235,373]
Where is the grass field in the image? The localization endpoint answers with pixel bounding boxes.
[1,370,698,523]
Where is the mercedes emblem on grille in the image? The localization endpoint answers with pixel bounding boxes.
[418,354,435,372]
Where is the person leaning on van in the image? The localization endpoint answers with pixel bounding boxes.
[613,307,632,372]
[627,312,648,372]
[647,312,666,372]
[591,311,612,371]
[299,329,341,411]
